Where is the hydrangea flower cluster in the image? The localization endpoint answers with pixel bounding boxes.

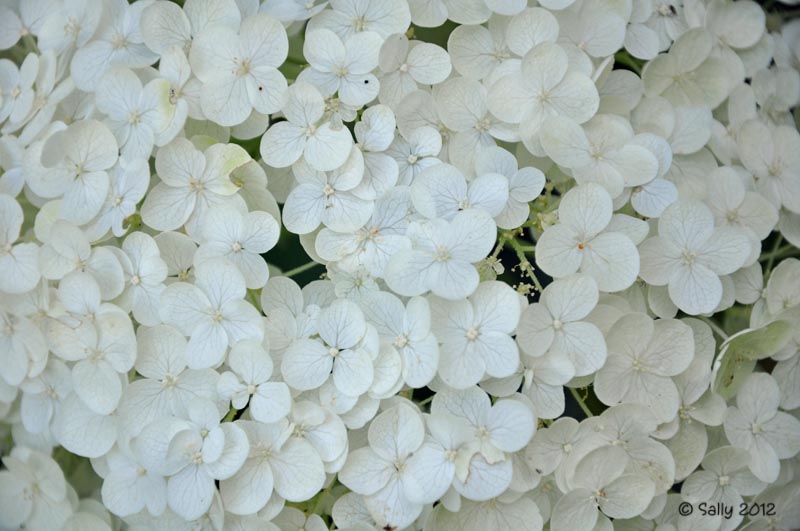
[0,0,799,530]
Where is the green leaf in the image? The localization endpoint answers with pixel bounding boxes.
[713,320,793,399]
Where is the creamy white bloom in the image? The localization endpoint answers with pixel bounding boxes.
[95,67,172,159]
[0,193,40,294]
[429,281,521,388]
[385,208,496,300]
[315,187,411,277]
[642,28,729,108]
[112,232,167,327]
[299,29,382,107]
[260,81,354,172]
[536,183,641,292]
[141,138,250,237]
[282,147,373,234]
[33,119,118,225]
[378,33,451,108]
[282,298,373,395]
[488,42,599,155]
[0,446,71,530]
[48,309,136,415]
[595,313,694,423]
[160,258,264,369]
[190,13,288,126]
[517,274,606,376]
[195,204,279,289]
[681,446,766,531]
[118,324,218,437]
[217,339,291,423]
[307,0,412,40]
[474,146,545,230]
[639,200,751,315]
[737,119,800,215]
[723,373,800,483]
[551,445,656,531]
[339,403,426,530]
[69,0,157,92]
[411,162,509,220]
[39,221,125,300]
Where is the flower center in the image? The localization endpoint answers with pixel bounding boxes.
[434,245,451,262]
[466,327,480,341]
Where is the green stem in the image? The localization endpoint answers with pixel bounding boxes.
[283,260,321,278]
[247,289,262,313]
[699,316,728,341]
[21,34,39,55]
[764,235,784,276]
[569,387,594,418]
[614,51,643,75]
[506,237,543,292]
[417,395,435,407]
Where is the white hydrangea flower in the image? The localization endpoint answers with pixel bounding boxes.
[488,42,599,155]
[536,183,641,292]
[360,290,439,387]
[378,33,451,108]
[594,313,694,423]
[540,114,659,199]
[446,16,516,79]
[431,387,535,500]
[48,309,136,415]
[723,373,800,483]
[39,221,125,300]
[282,147,373,234]
[516,274,606,377]
[0,447,71,530]
[411,162,509,220]
[642,28,729,108]
[639,199,751,315]
[435,76,517,175]
[551,445,655,531]
[99,444,167,518]
[555,1,627,59]
[141,0,241,55]
[217,339,291,423]
[385,208,496,300]
[18,359,71,434]
[0,54,38,126]
[315,187,411,277]
[299,29,382,107]
[681,446,766,531]
[737,119,800,215]
[429,280,521,388]
[195,203,279,289]
[114,232,168,327]
[160,257,264,369]
[136,399,249,520]
[34,119,118,225]
[190,13,288,126]
[385,124,442,185]
[339,403,426,530]
[282,298,373,395]
[69,0,158,92]
[260,81,354,172]
[307,0,412,40]
[117,324,218,437]
[0,193,40,294]
[83,158,149,240]
[140,138,251,237]
[94,67,173,160]
[474,146,545,230]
